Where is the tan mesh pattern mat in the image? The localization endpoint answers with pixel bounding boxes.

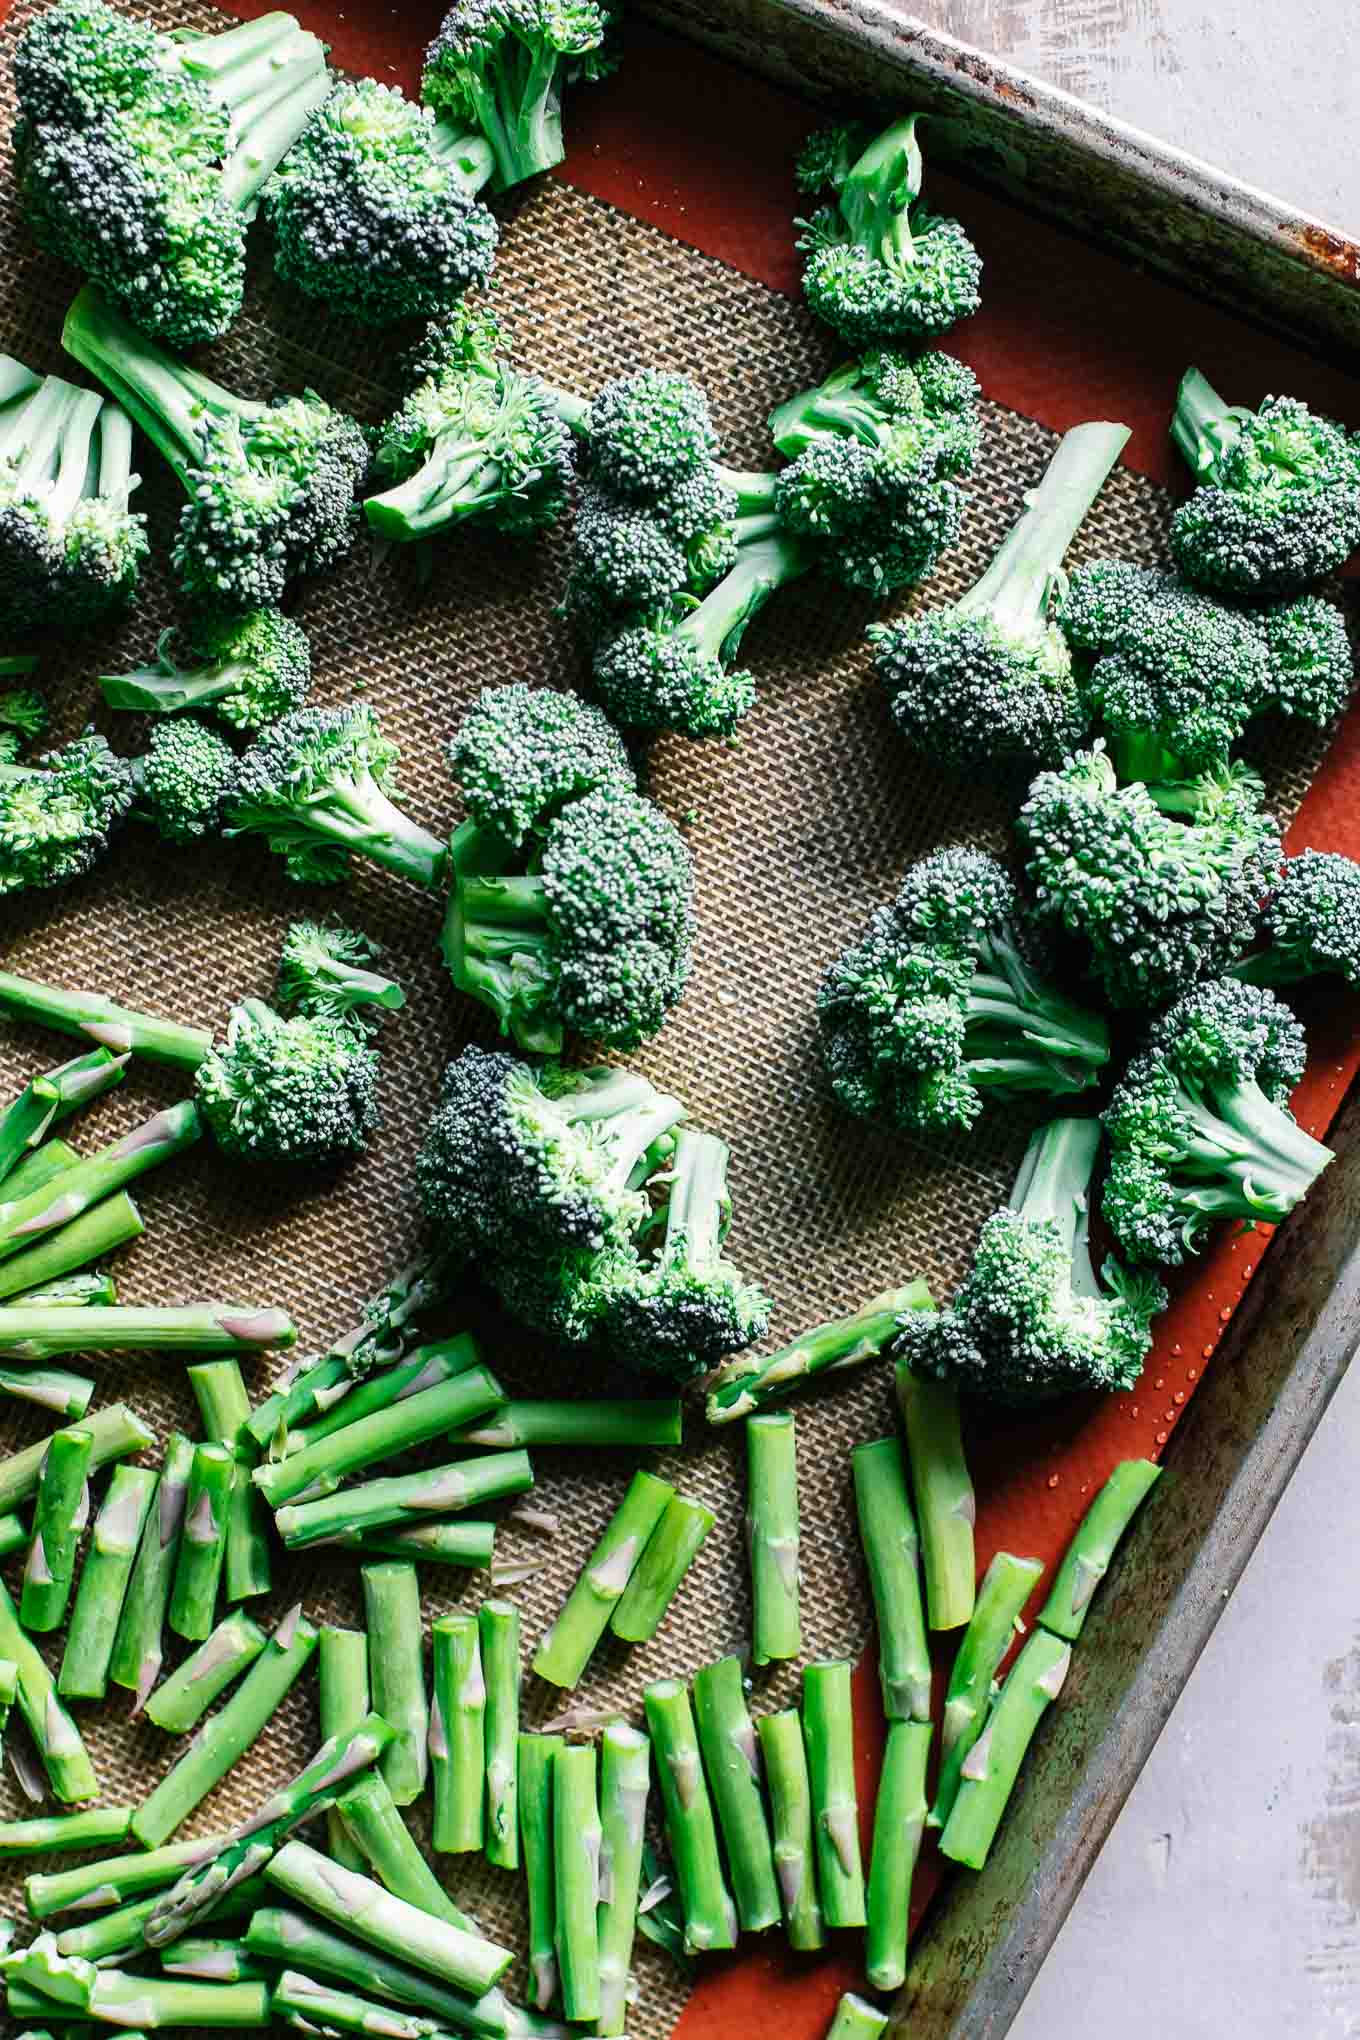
[0,3,1341,2030]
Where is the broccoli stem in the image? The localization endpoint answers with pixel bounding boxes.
[277,769,449,889]
[1109,726,1190,789]
[175,13,331,211]
[1172,1073,1333,1217]
[443,819,560,1054]
[839,114,925,266]
[9,380,105,525]
[101,651,261,718]
[1170,365,1243,480]
[0,970,214,1069]
[658,1126,726,1267]
[715,466,782,517]
[1008,1114,1103,1295]
[769,360,897,456]
[365,439,513,538]
[958,421,1130,643]
[428,119,497,195]
[472,33,567,188]
[679,530,811,666]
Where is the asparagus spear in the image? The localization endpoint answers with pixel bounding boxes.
[852,1435,931,1723]
[109,1432,194,1709]
[552,1741,601,2021]
[897,1364,975,1631]
[480,1600,520,1869]
[532,1471,673,1689]
[58,1465,159,1699]
[0,1301,295,1362]
[0,1362,93,1420]
[3,1136,82,1202]
[595,1721,650,2037]
[246,1908,522,2034]
[254,1365,505,1507]
[10,1269,118,1306]
[0,1195,144,1304]
[263,1839,513,1996]
[0,1403,152,1518]
[0,1103,201,1266]
[448,1400,683,1450]
[335,1766,476,1932]
[707,1282,933,1423]
[865,1718,931,1991]
[281,1334,483,1455]
[693,1655,779,1932]
[802,1661,865,1929]
[519,1732,561,2010]
[21,1425,92,1632]
[746,1412,801,1665]
[276,1450,533,1549]
[643,1678,737,1953]
[755,1708,824,1951]
[939,1629,1071,1870]
[159,1937,263,1981]
[0,973,212,1068]
[0,1655,14,1769]
[144,1611,268,1733]
[319,1626,369,1871]
[83,1968,271,2027]
[930,1550,1045,1829]
[611,1493,714,1644]
[430,1611,485,1853]
[312,1520,497,1569]
[363,1560,429,1805]
[168,1443,234,1642]
[825,1994,889,2039]
[54,1872,269,1962]
[0,1048,127,1186]
[0,1805,131,1855]
[1038,1459,1162,1642]
[28,1832,226,1917]
[131,1604,319,1846]
[187,1361,270,1603]
[268,1965,572,2040]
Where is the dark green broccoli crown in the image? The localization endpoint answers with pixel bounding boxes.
[422,0,614,190]
[195,997,380,1166]
[488,1232,639,1344]
[1248,850,1360,988]
[1249,594,1354,727]
[819,920,978,1132]
[276,919,405,1032]
[892,845,1018,954]
[0,729,131,896]
[449,682,634,847]
[400,301,506,391]
[265,78,499,326]
[228,702,403,884]
[569,486,693,612]
[770,348,980,473]
[1020,743,1281,1009]
[592,608,756,738]
[873,606,1083,777]
[829,484,963,597]
[799,211,982,349]
[585,371,719,500]
[131,717,238,845]
[776,436,878,538]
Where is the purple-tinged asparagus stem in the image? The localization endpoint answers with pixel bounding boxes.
[939,1628,1071,1871]
[0,1102,201,1266]
[801,1661,865,1929]
[1037,1459,1161,1643]
[253,1364,505,1507]
[0,1047,127,1187]
[168,1443,234,1642]
[532,1470,672,1689]
[0,1576,97,1800]
[865,1718,931,1991]
[595,1720,651,2037]
[756,1708,824,1951]
[0,972,213,1069]
[109,1432,194,1709]
[0,1803,132,1855]
[275,1450,532,1549]
[0,1359,93,1419]
[27,1833,228,1919]
[0,1401,151,1518]
[144,1610,268,1733]
[430,1611,484,1854]
[188,1360,271,1604]
[0,1191,143,1304]
[266,1959,572,2040]
[280,1332,482,1456]
[746,1411,801,1665]
[246,1908,529,2034]
[58,1464,159,1699]
[0,1299,296,1361]
[707,1282,933,1423]
[21,1424,92,1632]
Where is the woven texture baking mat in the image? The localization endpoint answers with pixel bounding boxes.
[0,2,1343,2030]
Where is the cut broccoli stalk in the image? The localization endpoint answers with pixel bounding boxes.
[1169,366,1251,481]
[183,14,333,211]
[1009,1116,1102,1294]
[443,819,563,1055]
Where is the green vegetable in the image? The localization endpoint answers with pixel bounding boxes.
[802,1660,865,1929]
[318,1627,369,1871]
[110,1433,194,1710]
[595,1721,650,2036]
[421,0,616,190]
[532,1470,673,1688]
[276,921,405,1033]
[0,972,212,1068]
[693,1656,780,1932]
[0,1362,92,1420]
[21,1423,91,1632]
[1039,1459,1161,1643]
[611,1492,715,1643]
[1234,849,1360,990]
[187,1361,270,1606]
[277,1450,532,1549]
[27,1833,227,1920]
[553,1742,602,2021]
[865,1717,931,1991]
[0,1576,97,1801]
[0,733,131,898]
[852,1435,930,1722]
[0,1049,127,1187]
[825,1993,889,2039]
[450,1397,683,1451]
[101,610,312,734]
[253,1363,504,1506]
[168,1444,234,1642]
[746,1412,801,1665]
[896,1367,974,1631]
[756,1708,824,1951]
[518,1733,562,2010]
[0,1402,151,1517]
[58,1464,159,1699]
[335,1767,475,1934]
[144,1612,268,1733]
[643,1678,737,1953]
[708,1283,931,1423]
[0,1805,131,1857]
[480,1601,520,1869]
[247,1908,519,2031]
[930,1550,1045,1830]
[430,1612,484,1854]
[362,1561,429,1807]
[939,1628,1071,1870]
[0,1194,143,1308]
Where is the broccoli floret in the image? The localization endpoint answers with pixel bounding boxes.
[1249,593,1354,728]
[276,921,406,1032]
[817,847,1110,1134]
[0,666,46,764]
[265,77,499,326]
[1020,744,1281,1010]
[0,356,146,639]
[100,610,312,733]
[422,0,616,192]
[0,729,131,896]
[448,682,633,848]
[15,4,331,347]
[795,114,982,349]
[1169,367,1360,597]
[63,286,368,610]
[126,717,238,845]
[194,996,380,1166]
[228,704,448,889]
[1233,850,1360,989]
[600,1128,771,1381]
[769,348,980,476]
[1102,976,1332,1264]
[895,1117,1166,1402]
[567,480,744,616]
[872,422,1128,776]
[583,371,718,499]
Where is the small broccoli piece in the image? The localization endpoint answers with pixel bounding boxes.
[1102,976,1332,1264]
[769,348,980,476]
[817,846,1110,1134]
[422,0,617,192]
[265,77,499,325]
[1169,366,1360,597]
[448,682,633,848]
[194,996,380,1166]
[584,371,718,498]
[0,668,46,764]
[872,421,1128,776]
[567,480,740,615]
[1020,744,1282,1010]
[1233,850,1360,989]
[795,114,982,349]
[100,610,312,734]
[63,286,368,610]
[895,1117,1166,1402]
[601,1128,771,1381]
[0,729,131,896]
[1249,593,1354,728]
[228,704,448,889]
[126,718,238,845]
[15,3,331,347]
[276,921,406,1032]
[0,355,146,639]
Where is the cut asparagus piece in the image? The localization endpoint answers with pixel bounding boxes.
[931,1550,1045,1830]
[746,1411,801,1665]
[0,1301,295,1361]
[86,1968,269,2027]
[611,1493,714,1644]
[254,1364,505,1507]
[430,1611,485,1854]
[110,1433,194,1709]
[131,1604,319,1846]
[448,1400,683,1450]
[693,1655,779,1932]
[552,1741,601,2022]
[0,1048,127,1187]
[58,1465,159,1699]
[0,975,213,1069]
[0,1363,92,1420]
[55,1873,268,1963]
[532,1471,673,1689]
[268,1965,571,2040]
[246,1908,519,2034]
[168,1443,234,1642]
[2,1137,81,1204]
[707,1282,933,1422]
[312,1520,496,1568]
[187,1361,271,1604]
[595,1720,650,2037]
[335,1766,475,1933]
[0,1103,202,1267]
[0,1192,144,1306]
[852,1435,931,1725]
[0,1805,131,1856]
[643,1678,737,1954]
[144,1611,268,1733]
[0,1515,24,1559]
[1038,1459,1162,1642]
[363,1560,428,1806]
[263,1839,513,1996]
[277,1451,533,1549]
[0,1403,152,1518]
[480,1600,520,1869]
[0,1654,14,1769]
[756,1708,824,1951]
[318,1626,369,1872]
[865,1718,931,1992]
[10,1269,119,1306]
[802,1661,865,1929]
[897,1364,975,1631]
[518,1732,561,2011]
[159,1937,263,1981]
[21,1425,92,1632]
[939,1628,1072,1870]
[28,1834,227,1919]
[825,1993,889,2039]
[282,1334,483,1456]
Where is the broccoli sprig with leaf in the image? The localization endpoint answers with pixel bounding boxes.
[101,610,312,733]
[422,0,618,192]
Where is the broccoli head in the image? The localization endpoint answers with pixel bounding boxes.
[100,610,312,734]
[448,682,633,849]
[1233,849,1360,990]
[0,730,131,896]
[126,718,238,846]
[194,996,380,1167]
[1102,976,1332,1264]
[769,348,980,476]
[422,0,617,192]
[1169,367,1360,597]
[584,371,718,499]
[567,479,739,616]
[0,669,46,765]
[895,1117,1165,1402]
[276,921,406,1032]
